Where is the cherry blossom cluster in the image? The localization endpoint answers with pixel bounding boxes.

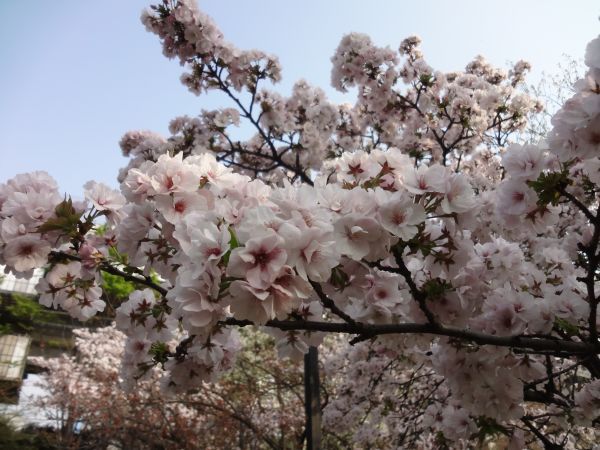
[2,0,600,446]
[0,175,113,320]
[0,172,62,273]
[331,32,542,166]
[141,0,281,93]
[108,144,485,391]
[323,338,599,448]
[124,0,543,188]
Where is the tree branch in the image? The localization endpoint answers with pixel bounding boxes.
[220,317,599,355]
[309,280,357,326]
[391,247,438,325]
[559,188,597,224]
[49,251,167,296]
[206,62,313,185]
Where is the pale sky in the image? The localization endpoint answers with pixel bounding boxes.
[1,0,598,196]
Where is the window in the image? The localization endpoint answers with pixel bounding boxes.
[0,335,31,381]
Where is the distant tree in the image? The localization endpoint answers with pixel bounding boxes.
[524,55,584,142]
[0,293,51,334]
[31,326,323,449]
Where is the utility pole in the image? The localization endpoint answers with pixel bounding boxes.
[304,345,322,450]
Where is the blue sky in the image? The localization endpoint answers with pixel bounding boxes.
[1,0,598,196]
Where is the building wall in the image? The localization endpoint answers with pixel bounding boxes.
[0,267,44,296]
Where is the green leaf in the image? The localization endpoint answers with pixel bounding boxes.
[228,226,240,250]
[101,271,136,302]
[218,276,237,298]
[555,318,579,336]
[149,342,169,365]
[37,196,83,235]
[330,266,350,291]
[473,416,510,446]
[422,278,453,299]
[219,227,240,267]
[419,73,433,87]
[527,171,570,207]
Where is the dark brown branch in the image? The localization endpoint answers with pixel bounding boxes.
[391,247,438,325]
[206,62,313,185]
[521,417,563,450]
[559,188,597,224]
[99,263,167,296]
[49,251,167,296]
[220,317,599,355]
[523,388,570,408]
[585,221,600,343]
[555,187,600,344]
[524,359,588,390]
[309,280,357,326]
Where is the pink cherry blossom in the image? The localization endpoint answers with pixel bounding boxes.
[1,6,599,447]
[401,164,447,195]
[3,235,51,272]
[377,190,425,240]
[227,232,288,289]
[333,213,385,261]
[83,180,126,212]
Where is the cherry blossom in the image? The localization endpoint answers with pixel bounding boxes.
[1,2,600,446]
